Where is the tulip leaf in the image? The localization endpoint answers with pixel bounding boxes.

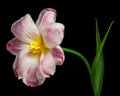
[91,18,114,96]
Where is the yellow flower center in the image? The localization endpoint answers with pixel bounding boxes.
[29,35,50,56]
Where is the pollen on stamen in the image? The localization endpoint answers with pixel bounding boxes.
[29,36,50,55]
[30,41,41,54]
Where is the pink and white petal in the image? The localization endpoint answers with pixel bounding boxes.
[23,76,45,87]
[23,67,46,87]
[43,23,64,48]
[46,23,65,35]
[38,53,56,78]
[51,46,65,65]
[11,14,39,43]
[14,48,39,79]
[44,31,62,48]
[36,8,56,30]
[6,38,23,55]
[13,46,29,70]
[36,69,46,85]
[13,54,19,76]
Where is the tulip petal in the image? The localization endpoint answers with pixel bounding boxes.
[23,67,46,87]
[14,48,39,79]
[51,46,65,65]
[11,14,39,43]
[43,23,64,48]
[6,38,22,55]
[39,53,56,78]
[13,54,19,76]
[13,47,46,87]
[36,8,56,30]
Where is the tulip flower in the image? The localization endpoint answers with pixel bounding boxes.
[7,8,65,87]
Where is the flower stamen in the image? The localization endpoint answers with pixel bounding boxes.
[30,35,50,56]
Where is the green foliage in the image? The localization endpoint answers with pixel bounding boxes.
[63,18,114,96]
[91,19,114,96]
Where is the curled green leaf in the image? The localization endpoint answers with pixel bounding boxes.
[91,18,114,96]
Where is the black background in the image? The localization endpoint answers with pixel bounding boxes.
[0,0,119,96]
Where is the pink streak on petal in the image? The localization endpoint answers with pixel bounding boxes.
[43,30,62,48]
[6,38,22,55]
[44,23,64,36]
[23,80,39,87]
[14,48,39,79]
[39,53,56,78]
[38,56,50,78]
[11,14,39,43]
[50,23,65,35]
[23,67,45,87]
[43,23,64,48]
[47,8,54,11]
[36,8,56,30]
[51,46,65,65]
[26,67,38,82]
[42,53,56,76]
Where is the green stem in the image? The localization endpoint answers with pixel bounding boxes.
[62,47,91,76]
